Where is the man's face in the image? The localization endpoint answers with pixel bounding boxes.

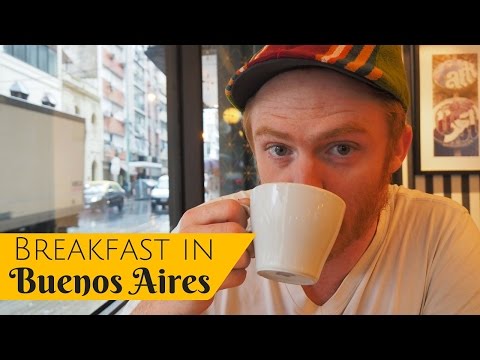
[249,69,395,247]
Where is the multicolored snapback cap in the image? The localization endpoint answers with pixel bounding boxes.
[225,45,410,112]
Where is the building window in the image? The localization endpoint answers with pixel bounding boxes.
[47,47,57,75]
[134,87,145,110]
[26,46,38,67]
[13,45,27,61]
[91,160,97,181]
[38,45,48,73]
[5,45,57,76]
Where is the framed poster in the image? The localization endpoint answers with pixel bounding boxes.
[415,45,480,173]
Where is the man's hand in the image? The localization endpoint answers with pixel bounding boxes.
[131,198,251,315]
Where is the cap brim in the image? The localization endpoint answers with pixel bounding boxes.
[230,58,387,111]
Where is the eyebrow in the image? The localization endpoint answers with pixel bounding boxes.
[254,122,369,143]
[254,126,294,142]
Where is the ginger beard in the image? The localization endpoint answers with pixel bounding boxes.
[332,150,393,257]
[253,151,393,258]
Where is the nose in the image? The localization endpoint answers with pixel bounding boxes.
[291,155,324,188]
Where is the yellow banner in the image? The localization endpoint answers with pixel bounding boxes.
[0,233,253,300]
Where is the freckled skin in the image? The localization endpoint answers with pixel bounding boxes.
[250,69,394,256]
[245,69,412,304]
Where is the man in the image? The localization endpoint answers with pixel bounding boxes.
[126,45,480,314]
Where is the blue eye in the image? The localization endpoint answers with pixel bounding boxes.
[267,145,289,157]
[334,144,351,156]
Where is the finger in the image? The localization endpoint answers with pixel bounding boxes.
[246,241,255,258]
[180,199,249,230]
[181,222,246,234]
[218,269,247,290]
[233,249,251,270]
[237,198,253,253]
[237,197,250,213]
[218,248,251,290]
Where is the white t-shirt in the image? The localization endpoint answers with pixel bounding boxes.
[120,185,480,315]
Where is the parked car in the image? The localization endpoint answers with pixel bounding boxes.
[133,178,158,200]
[151,175,169,211]
[84,180,126,212]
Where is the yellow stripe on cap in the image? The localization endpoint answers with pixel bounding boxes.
[316,45,344,62]
[317,45,353,64]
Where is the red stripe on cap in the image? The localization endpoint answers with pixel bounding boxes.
[248,45,331,67]
[251,45,271,61]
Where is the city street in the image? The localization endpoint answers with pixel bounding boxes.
[71,196,171,234]
[0,197,171,315]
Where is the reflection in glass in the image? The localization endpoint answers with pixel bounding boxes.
[201,45,261,201]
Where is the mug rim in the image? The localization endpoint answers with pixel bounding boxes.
[253,182,346,207]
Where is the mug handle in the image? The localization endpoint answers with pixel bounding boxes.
[238,201,255,258]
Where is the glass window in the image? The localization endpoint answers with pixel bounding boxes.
[38,45,48,73]
[134,67,145,84]
[13,45,27,62]
[4,45,13,54]
[5,45,57,76]
[47,47,57,76]
[134,87,145,110]
[26,46,38,68]
[201,45,261,201]
[0,45,170,314]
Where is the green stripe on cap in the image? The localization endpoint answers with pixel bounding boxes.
[354,46,380,77]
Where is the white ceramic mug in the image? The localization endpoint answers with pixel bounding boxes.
[250,182,346,285]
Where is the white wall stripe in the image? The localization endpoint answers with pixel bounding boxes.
[415,175,426,193]
[450,175,463,207]
[469,175,480,229]
[433,175,444,197]
[401,157,409,189]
